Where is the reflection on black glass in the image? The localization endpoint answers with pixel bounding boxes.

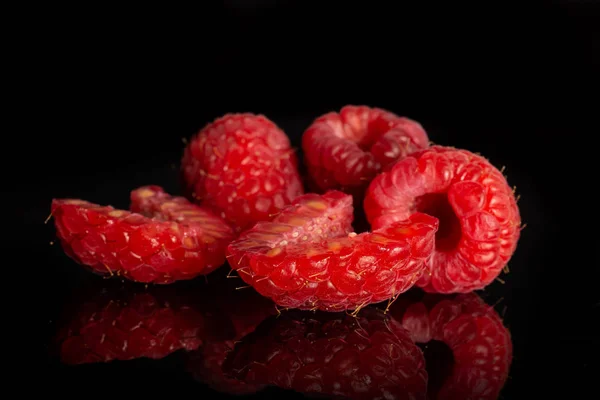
[215,308,428,400]
[53,275,275,365]
[54,284,207,364]
[53,273,511,399]
[186,278,278,395]
[387,292,512,400]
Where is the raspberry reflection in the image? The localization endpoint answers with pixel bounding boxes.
[214,308,427,400]
[54,273,274,366]
[53,272,512,399]
[388,291,512,400]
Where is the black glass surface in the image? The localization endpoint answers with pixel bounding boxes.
[19,1,596,398]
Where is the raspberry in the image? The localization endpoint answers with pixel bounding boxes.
[222,308,427,399]
[302,105,429,198]
[388,293,512,400]
[129,185,235,274]
[55,284,206,364]
[364,146,521,293]
[227,191,438,311]
[51,186,234,283]
[181,113,304,232]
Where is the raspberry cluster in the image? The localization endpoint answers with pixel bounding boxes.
[51,107,520,398]
[51,108,520,297]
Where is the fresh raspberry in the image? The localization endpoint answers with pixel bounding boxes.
[221,308,427,400]
[227,190,438,311]
[51,186,234,283]
[55,284,206,364]
[129,185,234,275]
[364,146,521,293]
[302,105,429,198]
[388,293,512,400]
[181,113,304,232]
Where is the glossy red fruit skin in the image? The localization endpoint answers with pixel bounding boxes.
[52,187,234,283]
[389,293,512,400]
[222,308,428,400]
[302,105,429,198]
[181,113,304,232]
[227,190,438,311]
[364,146,521,293]
[55,287,206,364]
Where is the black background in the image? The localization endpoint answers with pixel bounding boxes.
[12,1,598,398]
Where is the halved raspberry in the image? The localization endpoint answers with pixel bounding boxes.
[364,146,521,293]
[55,284,207,364]
[388,293,512,400]
[227,191,438,311]
[221,308,428,400]
[302,105,429,198]
[51,187,234,283]
[181,113,304,232]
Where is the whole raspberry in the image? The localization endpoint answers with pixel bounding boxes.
[55,283,207,364]
[388,293,512,400]
[221,308,427,400]
[181,113,304,232]
[227,190,438,311]
[51,186,234,283]
[302,105,429,199]
[364,146,521,293]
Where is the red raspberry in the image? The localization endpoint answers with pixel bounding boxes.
[227,190,438,311]
[302,105,429,198]
[388,293,512,400]
[55,284,206,364]
[51,186,234,283]
[181,113,304,232]
[364,146,521,293]
[221,308,427,400]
